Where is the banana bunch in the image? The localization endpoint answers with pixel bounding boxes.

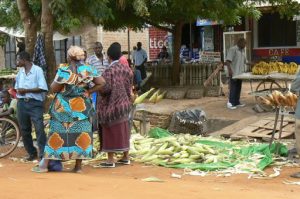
[252,61,270,75]
[288,62,298,75]
[258,90,298,108]
[252,61,299,75]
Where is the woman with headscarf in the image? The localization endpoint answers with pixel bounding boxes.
[96,42,133,168]
[32,46,104,173]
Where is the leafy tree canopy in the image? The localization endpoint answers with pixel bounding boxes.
[101,0,300,32]
[0,0,112,33]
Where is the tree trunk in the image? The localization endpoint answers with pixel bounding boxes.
[82,26,98,56]
[16,0,37,57]
[41,0,56,84]
[172,21,183,85]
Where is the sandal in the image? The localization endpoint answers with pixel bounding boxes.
[116,159,131,165]
[31,166,48,173]
[94,162,115,168]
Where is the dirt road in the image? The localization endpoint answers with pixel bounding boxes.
[0,159,299,199]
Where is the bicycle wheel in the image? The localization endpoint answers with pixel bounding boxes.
[0,117,20,158]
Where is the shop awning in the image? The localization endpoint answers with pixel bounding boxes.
[0,27,69,41]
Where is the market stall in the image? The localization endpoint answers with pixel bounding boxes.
[0,68,17,89]
[233,61,298,149]
[233,60,298,111]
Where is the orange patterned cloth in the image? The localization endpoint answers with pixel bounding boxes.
[44,63,98,160]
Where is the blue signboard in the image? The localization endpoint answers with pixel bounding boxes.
[196,18,223,26]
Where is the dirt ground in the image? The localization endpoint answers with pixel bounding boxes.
[0,159,299,199]
[1,81,300,199]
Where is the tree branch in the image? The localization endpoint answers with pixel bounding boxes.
[141,17,174,33]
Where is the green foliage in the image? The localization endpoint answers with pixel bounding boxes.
[0,0,112,33]
[0,33,9,47]
[101,0,300,31]
[1,0,299,33]
[50,0,112,33]
[0,0,22,29]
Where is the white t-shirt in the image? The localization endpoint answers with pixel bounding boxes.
[226,45,247,77]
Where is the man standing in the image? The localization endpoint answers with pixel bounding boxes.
[225,38,247,110]
[88,42,109,75]
[134,42,148,80]
[15,51,48,161]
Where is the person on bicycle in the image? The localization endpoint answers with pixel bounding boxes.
[0,90,17,118]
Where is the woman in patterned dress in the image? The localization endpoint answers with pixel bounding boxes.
[96,42,134,168]
[32,46,104,173]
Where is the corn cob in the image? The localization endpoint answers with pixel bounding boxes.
[133,88,155,105]
[156,91,167,103]
[148,89,160,103]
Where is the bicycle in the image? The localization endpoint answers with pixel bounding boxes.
[0,116,21,158]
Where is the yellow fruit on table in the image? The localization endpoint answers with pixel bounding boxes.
[252,61,299,75]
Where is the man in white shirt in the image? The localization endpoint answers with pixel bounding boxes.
[15,51,48,161]
[225,38,247,110]
[134,42,147,80]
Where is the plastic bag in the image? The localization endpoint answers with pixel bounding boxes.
[168,109,207,135]
[148,127,172,138]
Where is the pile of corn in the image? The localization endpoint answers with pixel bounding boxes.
[130,134,228,165]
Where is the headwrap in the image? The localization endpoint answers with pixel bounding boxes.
[67,46,85,61]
